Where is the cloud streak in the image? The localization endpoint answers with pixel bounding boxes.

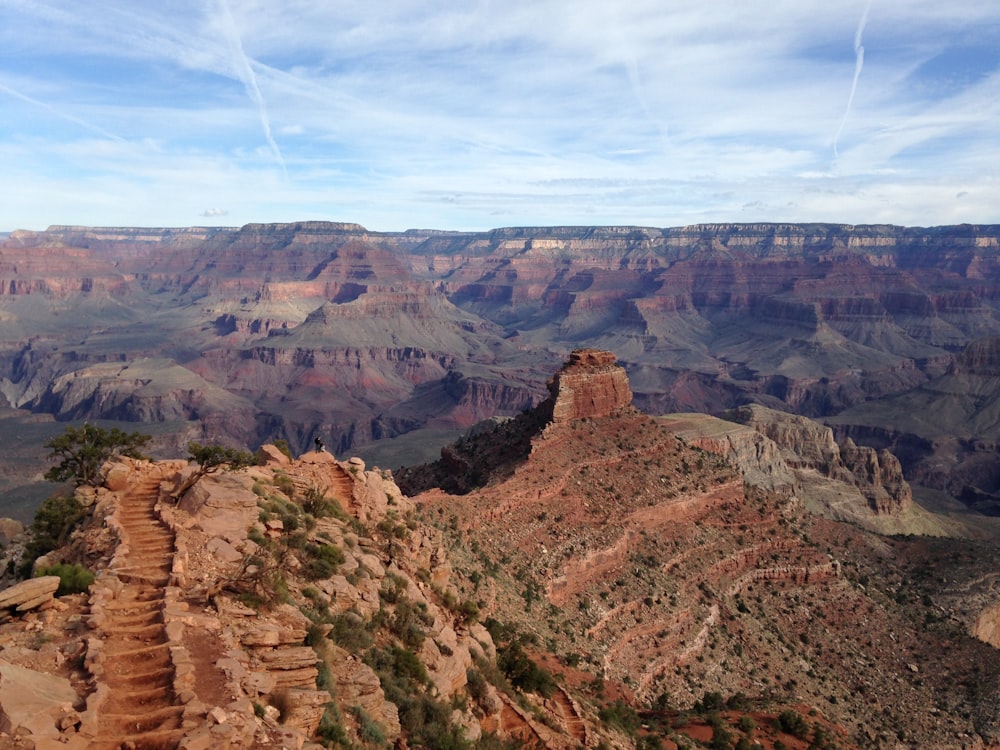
[0,1,996,231]
[833,1,872,158]
[216,0,286,177]
[0,79,125,143]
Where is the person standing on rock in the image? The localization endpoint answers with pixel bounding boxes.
[314,436,325,452]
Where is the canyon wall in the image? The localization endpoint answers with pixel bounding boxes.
[3,221,1000,506]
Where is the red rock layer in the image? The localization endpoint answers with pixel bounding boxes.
[547,349,633,422]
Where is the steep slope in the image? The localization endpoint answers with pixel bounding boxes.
[0,445,609,748]
[1,350,999,749]
[406,350,1000,748]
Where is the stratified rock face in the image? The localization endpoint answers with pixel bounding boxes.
[6,220,1000,503]
[547,349,633,422]
[395,349,632,495]
[730,404,912,515]
[0,576,59,612]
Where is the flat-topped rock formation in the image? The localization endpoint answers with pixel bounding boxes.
[545,348,633,422]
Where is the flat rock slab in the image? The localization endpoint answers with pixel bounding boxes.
[0,659,80,740]
[0,576,60,611]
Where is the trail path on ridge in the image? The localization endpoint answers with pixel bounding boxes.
[88,472,185,749]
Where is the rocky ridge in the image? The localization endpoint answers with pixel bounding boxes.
[0,442,604,749]
[1,351,1000,748]
[405,351,1000,748]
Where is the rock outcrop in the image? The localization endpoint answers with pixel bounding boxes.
[545,349,633,422]
[0,447,518,749]
[0,576,59,614]
[395,349,633,495]
[729,404,912,515]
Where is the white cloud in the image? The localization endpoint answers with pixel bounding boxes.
[0,0,997,231]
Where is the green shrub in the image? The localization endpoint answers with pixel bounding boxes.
[495,638,555,697]
[273,439,293,460]
[466,668,489,706]
[484,618,556,697]
[352,705,386,746]
[35,563,95,595]
[317,704,349,747]
[737,715,756,734]
[367,650,468,750]
[776,709,810,739]
[694,691,726,713]
[22,494,85,570]
[303,485,336,518]
[274,473,296,498]
[379,573,408,604]
[598,700,640,736]
[330,612,373,653]
[709,713,733,750]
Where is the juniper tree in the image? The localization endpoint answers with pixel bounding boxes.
[171,441,256,499]
[44,424,151,486]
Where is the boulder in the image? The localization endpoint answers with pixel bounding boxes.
[0,576,60,612]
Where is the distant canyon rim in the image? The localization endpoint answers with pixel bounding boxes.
[2,220,1000,525]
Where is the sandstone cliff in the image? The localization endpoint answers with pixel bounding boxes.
[545,348,633,423]
[395,348,635,495]
[728,403,913,516]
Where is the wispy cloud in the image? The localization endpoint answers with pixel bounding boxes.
[0,1,997,230]
[834,1,872,158]
[215,0,285,177]
[0,79,125,142]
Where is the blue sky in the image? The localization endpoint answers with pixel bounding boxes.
[1,0,998,231]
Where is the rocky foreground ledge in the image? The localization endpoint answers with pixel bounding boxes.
[0,447,504,749]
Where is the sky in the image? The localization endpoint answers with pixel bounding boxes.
[1,0,998,232]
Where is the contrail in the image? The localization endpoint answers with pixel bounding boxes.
[217,0,286,176]
[0,80,126,142]
[833,1,871,158]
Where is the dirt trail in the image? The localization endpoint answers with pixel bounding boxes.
[328,463,356,511]
[551,686,587,744]
[89,473,184,750]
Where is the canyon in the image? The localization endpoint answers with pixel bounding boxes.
[3,221,1000,522]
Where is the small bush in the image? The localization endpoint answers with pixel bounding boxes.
[330,612,373,653]
[274,473,296,498]
[317,704,349,747]
[599,700,641,737]
[352,705,386,746]
[302,543,344,580]
[737,715,757,734]
[694,691,726,714]
[302,485,336,518]
[776,709,810,739]
[23,494,85,568]
[35,563,95,595]
[466,668,489,706]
